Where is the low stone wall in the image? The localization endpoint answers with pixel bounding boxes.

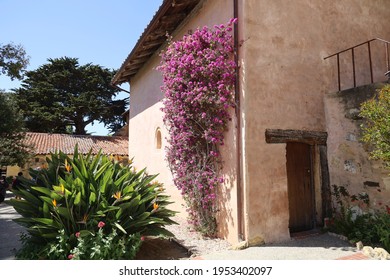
[324,82,390,211]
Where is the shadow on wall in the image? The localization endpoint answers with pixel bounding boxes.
[216,121,237,241]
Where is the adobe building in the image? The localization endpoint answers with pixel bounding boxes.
[112,0,390,245]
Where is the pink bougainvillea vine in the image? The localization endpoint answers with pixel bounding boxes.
[157,19,237,235]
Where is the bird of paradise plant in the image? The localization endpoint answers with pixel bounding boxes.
[7,145,177,259]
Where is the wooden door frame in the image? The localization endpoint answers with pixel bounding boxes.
[265,129,331,226]
[265,129,327,145]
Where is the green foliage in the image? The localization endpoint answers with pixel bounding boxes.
[373,212,390,251]
[14,57,127,134]
[360,85,390,169]
[0,91,31,166]
[0,42,29,80]
[16,228,142,260]
[329,185,390,252]
[69,228,142,260]
[7,146,177,259]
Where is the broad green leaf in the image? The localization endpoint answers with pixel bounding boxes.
[31,186,52,196]
[31,218,58,227]
[114,222,127,234]
[39,196,56,206]
[79,230,93,237]
[73,144,79,160]
[114,172,130,188]
[18,189,42,206]
[115,208,123,219]
[43,202,50,218]
[90,150,103,173]
[94,161,111,180]
[57,207,71,220]
[145,227,175,237]
[74,192,81,205]
[50,192,63,201]
[40,233,59,239]
[119,195,140,214]
[71,164,85,185]
[122,184,134,194]
[79,155,88,178]
[135,212,150,221]
[89,192,96,204]
[100,168,114,193]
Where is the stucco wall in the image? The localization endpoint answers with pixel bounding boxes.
[128,54,184,215]
[126,0,390,246]
[240,0,390,243]
[127,0,238,242]
[324,83,390,212]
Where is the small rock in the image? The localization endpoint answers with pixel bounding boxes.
[373,247,390,260]
[362,246,375,258]
[230,241,248,250]
[356,241,364,251]
[248,236,265,247]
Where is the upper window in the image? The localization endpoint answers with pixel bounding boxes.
[155,128,162,149]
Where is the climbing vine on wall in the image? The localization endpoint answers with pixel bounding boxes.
[157,19,237,235]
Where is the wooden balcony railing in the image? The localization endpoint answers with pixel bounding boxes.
[324,38,390,91]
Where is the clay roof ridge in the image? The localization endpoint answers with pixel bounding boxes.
[112,0,168,85]
[25,132,128,156]
[112,0,201,85]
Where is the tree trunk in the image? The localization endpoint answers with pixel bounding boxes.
[74,116,87,135]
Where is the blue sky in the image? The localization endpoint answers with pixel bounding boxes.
[0,0,163,135]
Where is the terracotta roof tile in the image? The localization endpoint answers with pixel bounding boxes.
[112,0,201,85]
[26,132,128,156]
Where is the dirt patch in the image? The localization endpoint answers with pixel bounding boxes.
[135,238,191,260]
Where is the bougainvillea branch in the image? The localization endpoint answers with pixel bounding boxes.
[158,18,237,235]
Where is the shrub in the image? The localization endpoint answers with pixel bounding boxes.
[69,226,142,260]
[157,19,237,236]
[373,211,390,251]
[360,85,390,169]
[7,146,177,259]
[329,185,390,252]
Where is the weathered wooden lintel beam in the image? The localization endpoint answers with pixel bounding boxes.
[265,129,328,145]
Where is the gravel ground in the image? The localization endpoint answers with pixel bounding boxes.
[165,216,231,258]
[165,216,369,260]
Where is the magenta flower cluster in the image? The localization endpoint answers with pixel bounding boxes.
[157,19,237,235]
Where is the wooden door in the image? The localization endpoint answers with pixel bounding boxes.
[286,142,314,232]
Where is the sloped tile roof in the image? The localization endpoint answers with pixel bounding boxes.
[26,132,128,156]
[112,0,201,85]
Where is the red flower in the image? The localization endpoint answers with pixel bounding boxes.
[98,221,105,228]
[386,205,390,215]
[75,232,80,238]
[141,236,145,241]
[68,254,74,260]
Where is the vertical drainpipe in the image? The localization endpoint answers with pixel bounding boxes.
[234,0,245,242]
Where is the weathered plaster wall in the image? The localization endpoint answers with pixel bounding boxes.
[6,155,47,178]
[128,0,239,243]
[241,0,390,243]
[128,53,185,215]
[324,83,390,212]
[5,165,22,178]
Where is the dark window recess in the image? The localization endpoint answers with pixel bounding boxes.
[363,181,380,187]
